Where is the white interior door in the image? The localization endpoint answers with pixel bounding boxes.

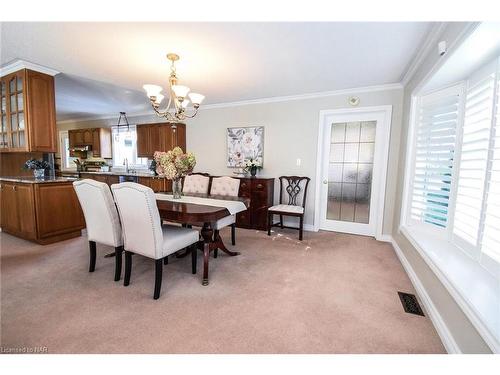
[316,106,392,237]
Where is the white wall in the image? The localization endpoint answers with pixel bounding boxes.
[391,22,492,353]
[58,86,403,235]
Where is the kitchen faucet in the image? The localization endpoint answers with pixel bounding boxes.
[123,158,129,173]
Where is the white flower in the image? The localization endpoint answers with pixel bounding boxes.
[241,130,258,153]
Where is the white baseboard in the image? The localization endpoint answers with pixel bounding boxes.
[376,234,392,242]
[389,236,461,354]
[304,224,316,232]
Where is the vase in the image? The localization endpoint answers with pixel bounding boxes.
[250,166,257,177]
[34,169,45,179]
[172,178,182,199]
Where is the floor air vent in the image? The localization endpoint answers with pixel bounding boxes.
[397,292,425,316]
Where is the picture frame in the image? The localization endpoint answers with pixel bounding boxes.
[226,126,264,167]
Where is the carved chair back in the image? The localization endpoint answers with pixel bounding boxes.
[278,176,311,209]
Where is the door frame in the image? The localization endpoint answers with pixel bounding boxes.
[313,105,393,240]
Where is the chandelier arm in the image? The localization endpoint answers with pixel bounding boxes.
[182,107,199,119]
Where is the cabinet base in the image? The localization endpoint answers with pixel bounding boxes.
[1,228,82,245]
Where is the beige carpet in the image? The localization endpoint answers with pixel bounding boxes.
[0,228,445,353]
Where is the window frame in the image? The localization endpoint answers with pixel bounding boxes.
[401,56,500,277]
[58,130,77,172]
[403,82,466,241]
[111,124,148,169]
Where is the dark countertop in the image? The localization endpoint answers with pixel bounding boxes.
[0,176,78,184]
[79,171,156,177]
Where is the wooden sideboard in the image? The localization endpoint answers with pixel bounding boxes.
[235,177,274,231]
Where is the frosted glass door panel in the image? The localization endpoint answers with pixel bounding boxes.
[327,121,376,224]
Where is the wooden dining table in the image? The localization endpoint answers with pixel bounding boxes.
[155,193,249,286]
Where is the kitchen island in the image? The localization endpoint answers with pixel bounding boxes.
[0,177,85,244]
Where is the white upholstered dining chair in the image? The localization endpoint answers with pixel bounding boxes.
[73,179,124,281]
[209,176,240,258]
[183,173,210,194]
[111,182,200,300]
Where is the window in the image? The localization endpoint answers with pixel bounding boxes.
[409,85,462,230]
[59,131,78,171]
[111,125,148,168]
[405,56,500,274]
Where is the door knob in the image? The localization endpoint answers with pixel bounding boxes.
[323,180,328,184]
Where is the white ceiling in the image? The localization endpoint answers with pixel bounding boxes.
[0,22,433,121]
[422,22,500,93]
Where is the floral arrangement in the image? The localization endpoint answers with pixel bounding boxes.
[244,158,262,172]
[24,159,52,170]
[154,147,196,180]
[244,158,262,176]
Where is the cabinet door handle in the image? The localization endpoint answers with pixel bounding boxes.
[12,185,17,191]
[257,183,263,189]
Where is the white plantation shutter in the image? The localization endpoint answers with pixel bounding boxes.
[453,66,496,248]
[480,61,500,264]
[410,86,461,229]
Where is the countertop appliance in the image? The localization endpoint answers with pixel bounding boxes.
[119,175,139,183]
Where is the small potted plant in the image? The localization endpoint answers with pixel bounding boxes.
[244,158,262,177]
[24,159,51,179]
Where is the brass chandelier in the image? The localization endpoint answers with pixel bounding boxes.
[143,53,205,122]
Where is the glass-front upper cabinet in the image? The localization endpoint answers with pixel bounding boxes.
[0,68,56,153]
[6,71,26,150]
[0,79,8,149]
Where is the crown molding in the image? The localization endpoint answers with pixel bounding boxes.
[200,83,403,110]
[56,82,403,124]
[0,59,59,77]
[400,22,448,86]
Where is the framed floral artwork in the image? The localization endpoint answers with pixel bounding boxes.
[226,126,264,167]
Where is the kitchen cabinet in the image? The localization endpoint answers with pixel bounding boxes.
[136,122,185,158]
[138,176,171,192]
[79,172,115,185]
[80,173,170,192]
[68,128,112,158]
[0,69,57,153]
[0,180,84,244]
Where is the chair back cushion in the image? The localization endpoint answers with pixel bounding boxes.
[73,179,122,247]
[183,174,210,194]
[210,176,240,197]
[111,182,163,259]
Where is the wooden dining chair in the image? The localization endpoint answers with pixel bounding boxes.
[210,176,240,257]
[73,179,124,281]
[182,172,211,194]
[267,176,311,240]
[111,182,200,300]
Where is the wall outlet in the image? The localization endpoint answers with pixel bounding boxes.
[296,158,301,166]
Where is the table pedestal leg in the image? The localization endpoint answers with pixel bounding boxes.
[214,231,240,256]
[200,223,214,286]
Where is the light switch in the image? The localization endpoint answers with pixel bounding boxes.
[296,158,301,166]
